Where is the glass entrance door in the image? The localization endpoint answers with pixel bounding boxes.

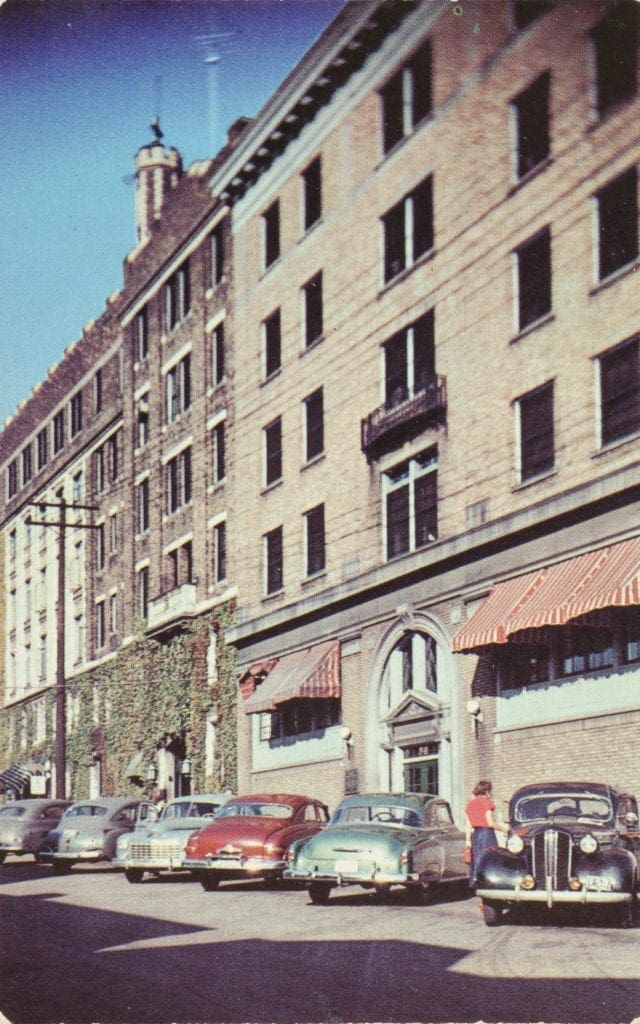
[403,743,439,794]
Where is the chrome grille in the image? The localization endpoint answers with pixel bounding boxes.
[532,829,572,890]
[129,840,181,862]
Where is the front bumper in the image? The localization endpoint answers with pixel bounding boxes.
[184,856,285,874]
[46,850,103,862]
[477,886,633,907]
[284,867,419,886]
[0,844,25,854]
[121,856,184,871]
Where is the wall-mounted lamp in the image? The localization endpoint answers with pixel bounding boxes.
[181,758,191,776]
[146,763,158,783]
[340,726,354,759]
[466,697,483,735]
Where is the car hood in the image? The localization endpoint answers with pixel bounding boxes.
[0,819,29,840]
[297,824,415,858]
[517,821,616,839]
[191,817,289,855]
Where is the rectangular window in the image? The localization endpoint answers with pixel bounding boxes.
[305,504,325,576]
[95,600,106,649]
[302,271,323,348]
[513,1,552,31]
[596,167,638,281]
[213,521,226,583]
[94,447,105,494]
[561,627,613,676]
[70,392,83,437]
[264,418,283,486]
[518,381,554,481]
[384,309,435,408]
[137,396,149,448]
[263,308,282,378]
[515,226,552,331]
[302,156,322,231]
[110,593,117,635]
[53,410,65,454]
[93,368,103,413]
[211,323,225,386]
[592,2,638,117]
[96,524,105,571]
[304,389,324,462]
[165,353,191,422]
[166,447,192,513]
[7,459,18,498]
[107,434,119,483]
[73,471,83,504]
[599,336,640,445]
[135,307,149,362]
[268,698,341,741]
[383,176,433,283]
[137,478,150,534]
[265,525,283,594]
[384,447,438,560]
[37,429,48,471]
[381,39,432,153]
[512,72,550,179]
[263,200,280,269]
[108,513,117,554]
[167,540,193,589]
[165,260,190,330]
[21,445,32,486]
[138,567,149,621]
[210,223,224,286]
[212,422,226,483]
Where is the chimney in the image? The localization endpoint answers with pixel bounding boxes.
[134,123,182,242]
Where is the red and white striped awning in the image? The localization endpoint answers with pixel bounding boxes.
[451,569,545,652]
[505,548,610,634]
[563,535,640,621]
[242,641,341,714]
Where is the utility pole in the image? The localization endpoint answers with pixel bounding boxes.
[27,494,99,799]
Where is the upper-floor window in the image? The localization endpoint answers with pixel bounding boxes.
[263,199,280,269]
[381,39,432,154]
[263,308,282,379]
[210,223,225,286]
[211,322,225,386]
[512,72,550,180]
[107,433,119,483]
[596,167,638,281]
[302,156,322,231]
[135,307,149,362]
[96,524,105,572]
[93,369,103,413]
[165,260,190,331]
[513,1,552,30]
[211,421,226,484]
[167,540,193,589]
[303,389,324,463]
[212,519,226,583]
[383,309,435,409]
[137,566,149,621]
[515,226,552,332]
[95,599,106,649]
[53,410,65,454]
[109,593,117,636]
[36,428,48,471]
[166,447,192,513]
[592,2,638,118]
[304,504,325,577]
[109,512,118,554]
[264,417,283,487]
[302,271,323,348]
[7,459,18,499]
[70,392,83,437]
[73,471,83,504]
[517,381,554,482]
[137,478,150,534]
[21,445,32,486]
[264,525,283,594]
[137,395,149,448]
[165,353,191,423]
[598,335,640,446]
[384,446,438,560]
[382,176,433,283]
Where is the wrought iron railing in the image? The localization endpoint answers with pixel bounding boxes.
[361,376,447,458]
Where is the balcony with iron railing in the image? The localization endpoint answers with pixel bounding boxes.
[361,376,447,459]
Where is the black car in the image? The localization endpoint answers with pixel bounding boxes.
[476,782,639,927]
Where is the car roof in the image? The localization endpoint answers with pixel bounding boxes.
[165,794,230,804]
[1,798,71,809]
[511,782,616,799]
[337,792,439,808]
[66,797,148,811]
[230,793,320,807]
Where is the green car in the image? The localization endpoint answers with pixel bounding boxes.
[284,792,468,904]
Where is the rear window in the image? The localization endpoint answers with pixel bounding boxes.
[217,802,293,819]
[331,804,422,828]
[0,806,25,818]
[64,804,107,818]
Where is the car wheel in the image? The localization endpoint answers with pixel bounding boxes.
[309,882,332,904]
[482,900,504,926]
[53,860,72,875]
[125,868,145,884]
[200,873,220,892]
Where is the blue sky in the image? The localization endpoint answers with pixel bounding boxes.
[0,0,343,425]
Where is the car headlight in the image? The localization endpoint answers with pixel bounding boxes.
[579,834,599,855]
[117,836,130,852]
[507,833,524,854]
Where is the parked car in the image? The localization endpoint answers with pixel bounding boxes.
[0,799,72,862]
[476,781,639,927]
[114,793,230,882]
[183,793,329,891]
[284,792,468,904]
[40,797,157,873]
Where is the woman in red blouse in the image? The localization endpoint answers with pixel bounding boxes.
[465,779,508,887]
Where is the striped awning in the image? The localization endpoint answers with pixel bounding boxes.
[452,536,640,653]
[242,642,341,714]
[0,762,45,795]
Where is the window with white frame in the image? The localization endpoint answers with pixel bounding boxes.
[304,504,325,577]
[137,477,150,534]
[166,447,192,513]
[264,417,282,486]
[211,322,225,387]
[137,394,149,448]
[94,446,105,493]
[512,72,550,180]
[302,156,322,231]
[212,519,226,583]
[95,524,105,571]
[595,167,638,281]
[303,389,324,462]
[383,309,435,409]
[263,308,281,379]
[167,540,193,590]
[165,260,190,330]
[37,429,48,471]
[110,592,117,635]
[70,392,83,437]
[107,433,119,483]
[135,306,149,361]
[53,410,65,454]
[263,200,280,269]
[95,599,106,649]
[591,1,638,118]
[516,381,554,482]
[137,566,149,621]
[515,226,552,331]
[264,525,283,594]
[302,271,323,348]
[22,445,32,485]
[210,222,225,286]
[381,39,432,154]
[598,335,640,446]
[7,459,17,498]
[383,446,438,560]
[382,176,433,283]
[109,512,118,554]
[165,353,191,423]
[211,421,226,484]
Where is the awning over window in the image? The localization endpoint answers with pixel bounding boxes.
[0,761,45,795]
[452,536,640,653]
[242,641,341,714]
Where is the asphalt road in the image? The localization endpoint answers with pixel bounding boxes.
[1,858,639,1024]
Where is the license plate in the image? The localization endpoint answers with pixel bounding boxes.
[586,875,612,892]
[207,858,240,870]
[335,858,358,874]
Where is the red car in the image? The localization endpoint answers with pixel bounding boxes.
[183,793,329,891]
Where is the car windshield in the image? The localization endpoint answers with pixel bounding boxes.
[0,806,25,818]
[64,805,107,818]
[163,801,220,819]
[216,802,293,819]
[513,791,614,825]
[331,804,422,828]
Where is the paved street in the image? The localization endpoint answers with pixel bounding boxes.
[1,858,639,1024]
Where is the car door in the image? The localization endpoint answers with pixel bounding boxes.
[431,801,467,879]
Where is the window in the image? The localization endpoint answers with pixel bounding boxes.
[213,520,226,583]
[515,226,552,331]
[305,504,325,576]
[210,223,224,286]
[513,1,552,31]
[381,39,432,153]
[383,309,435,409]
[517,381,554,481]
[165,260,190,330]
[303,389,324,462]
[263,200,280,269]
[211,422,226,484]
[138,566,149,621]
[167,447,192,513]
[53,410,65,454]
[96,524,105,571]
[302,271,323,348]
[109,512,118,554]
[93,368,103,413]
[95,600,106,649]
[265,526,283,594]
[109,593,117,635]
[137,396,149,448]
[302,157,322,231]
[599,336,640,445]
[382,176,433,283]
[211,322,225,386]
[107,434,119,483]
[267,698,341,741]
[137,478,150,534]
[167,540,193,589]
[384,446,438,560]
[73,471,83,504]
[264,418,282,486]
[596,168,638,281]
[37,429,48,471]
[592,2,638,117]
[7,460,17,499]
[135,307,149,362]
[562,628,613,676]
[21,445,32,486]
[263,308,282,379]
[94,447,105,494]
[501,643,550,689]
[70,392,83,437]
[512,73,550,179]
[166,354,191,422]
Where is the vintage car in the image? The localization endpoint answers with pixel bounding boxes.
[40,796,157,873]
[284,792,468,904]
[114,793,230,882]
[476,782,639,926]
[183,792,329,890]
[0,799,72,862]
